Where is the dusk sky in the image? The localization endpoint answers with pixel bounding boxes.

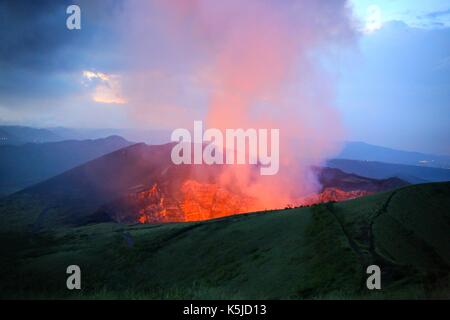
[0,0,449,155]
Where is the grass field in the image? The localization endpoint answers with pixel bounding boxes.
[0,182,449,299]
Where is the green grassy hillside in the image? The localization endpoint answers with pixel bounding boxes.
[0,182,449,299]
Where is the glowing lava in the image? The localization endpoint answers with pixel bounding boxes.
[136,181,257,223]
[298,188,372,206]
[134,181,371,224]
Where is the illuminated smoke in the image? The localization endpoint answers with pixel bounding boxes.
[119,0,356,209]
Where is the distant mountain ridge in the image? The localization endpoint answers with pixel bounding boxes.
[0,125,63,145]
[0,135,132,196]
[49,127,171,145]
[338,141,450,169]
[327,158,450,184]
[2,126,449,170]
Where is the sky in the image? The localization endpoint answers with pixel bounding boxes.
[0,0,449,155]
[340,0,450,155]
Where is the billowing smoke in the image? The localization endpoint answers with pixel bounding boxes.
[119,0,356,209]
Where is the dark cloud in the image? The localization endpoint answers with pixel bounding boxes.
[0,0,123,71]
[0,0,124,103]
[1,1,74,71]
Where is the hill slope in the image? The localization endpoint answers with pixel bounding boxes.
[0,182,449,299]
[2,143,408,229]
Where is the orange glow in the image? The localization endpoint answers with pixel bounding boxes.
[134,181,370,224]
[179,180,257,221]
[299,188,372,206]
[135,180,257,223]
[120,0,354,212]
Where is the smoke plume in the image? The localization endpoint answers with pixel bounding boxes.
[119,0,356,209]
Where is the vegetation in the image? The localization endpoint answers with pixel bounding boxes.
[0,182,449,299]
